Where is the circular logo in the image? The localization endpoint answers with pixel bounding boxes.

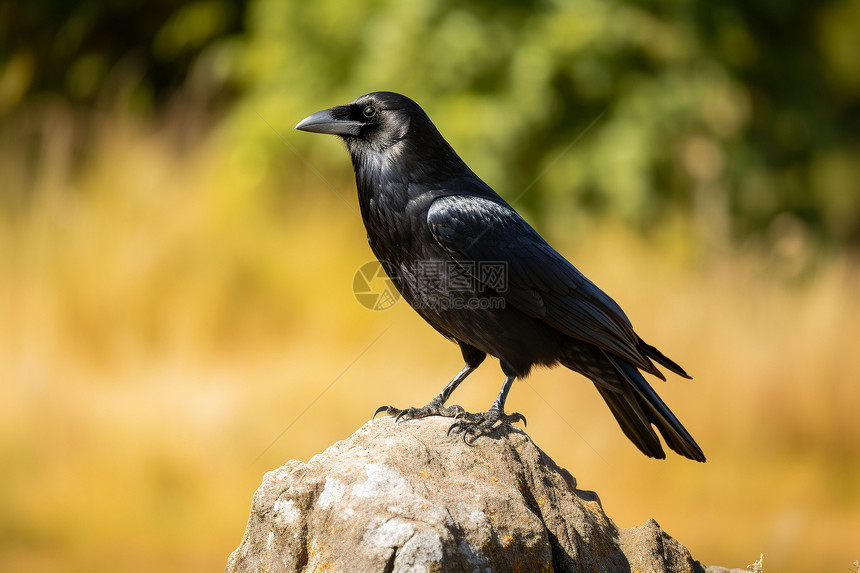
[352,261,400,311]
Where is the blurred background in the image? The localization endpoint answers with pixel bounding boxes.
[1,0,858,571]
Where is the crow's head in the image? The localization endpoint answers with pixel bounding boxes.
[295,92,456,151]
[296,92,473,186]
[295,91,427,150]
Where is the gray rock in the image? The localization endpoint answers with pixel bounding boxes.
[226,416,743,573]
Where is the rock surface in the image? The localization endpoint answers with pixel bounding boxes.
[227,416,742,572]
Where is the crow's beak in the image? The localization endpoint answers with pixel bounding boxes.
[294,106,361,136]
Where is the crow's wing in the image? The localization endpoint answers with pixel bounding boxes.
[427,194,660,376]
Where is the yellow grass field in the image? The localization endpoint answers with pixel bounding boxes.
[1,117,858,572]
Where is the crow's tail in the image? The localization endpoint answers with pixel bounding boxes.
[638,337,692,379]
[562,348,705,462]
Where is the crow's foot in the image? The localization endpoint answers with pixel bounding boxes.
[446,408,526,445]
[371,401,466,423]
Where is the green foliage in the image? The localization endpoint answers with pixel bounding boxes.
[0,0,245,113]
[2,0,859,249]
[226,0,859,249]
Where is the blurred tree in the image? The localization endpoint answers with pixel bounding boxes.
[0,0,246,115]
[2,0,858,250]
[227,0,860,252]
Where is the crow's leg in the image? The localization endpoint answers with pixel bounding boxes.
[373,344,486,422]
[447,375,526,444]
[372,363,477,421]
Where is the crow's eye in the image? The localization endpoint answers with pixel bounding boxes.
[362,106,377,118]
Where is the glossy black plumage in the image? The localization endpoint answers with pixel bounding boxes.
[295,91,705,461]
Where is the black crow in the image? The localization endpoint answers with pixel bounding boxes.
[295,92,705,461]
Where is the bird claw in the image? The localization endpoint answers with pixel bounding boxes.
[394,408,415,424]
[372,402,466,423]
[371,405,397,420]
[446,408,526,444]
[374,401,524,443]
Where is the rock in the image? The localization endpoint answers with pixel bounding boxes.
[226,416,743,573]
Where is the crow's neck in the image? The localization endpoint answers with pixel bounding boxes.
[347,136,472,223]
